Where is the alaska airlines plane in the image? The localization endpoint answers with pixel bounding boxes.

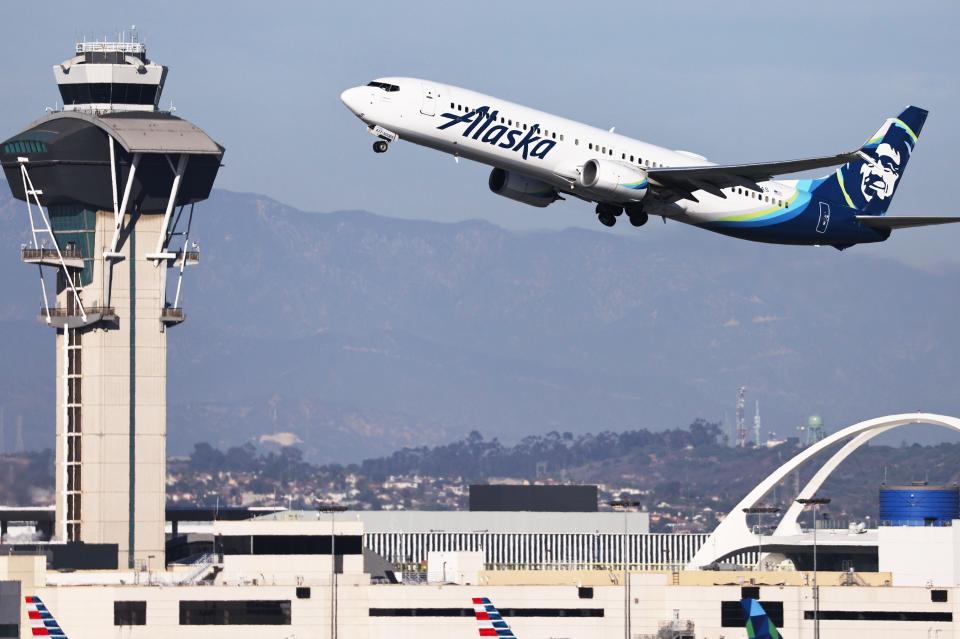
[341,78,960,249]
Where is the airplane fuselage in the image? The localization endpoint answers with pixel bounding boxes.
[341,78,890,248]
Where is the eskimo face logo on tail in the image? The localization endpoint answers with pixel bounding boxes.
[840,118,917,212]
[25,596,68,638]
[473,597,517,638]
[438,106,557,160]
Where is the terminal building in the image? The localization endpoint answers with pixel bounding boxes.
[3,34,960,639]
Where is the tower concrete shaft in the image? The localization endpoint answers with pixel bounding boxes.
[56,210,168,569]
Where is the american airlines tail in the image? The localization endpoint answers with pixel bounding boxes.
[473,597,517,638]
[806,106,927,215]
[25,596,68,638]
[741,598,782,639]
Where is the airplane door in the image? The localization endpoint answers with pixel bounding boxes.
[816,202,830,234]
[420,84,437,116]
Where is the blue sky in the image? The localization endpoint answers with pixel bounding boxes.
[1,0,959,267]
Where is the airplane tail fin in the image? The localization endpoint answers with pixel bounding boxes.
[807,106,927,215]
[741,598,782,639]
[25,596,68,638]
[473,597,517,638]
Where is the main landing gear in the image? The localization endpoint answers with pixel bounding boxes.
[625,203,648,227]
[373,140,389,153]
[596,203,620,227]
[596,203,648,228]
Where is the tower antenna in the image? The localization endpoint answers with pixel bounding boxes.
[15,415,24,453]
[754,400,762,448]
[735,387,747,448]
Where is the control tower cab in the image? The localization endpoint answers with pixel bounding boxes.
[0,33,224,569]
[54,34,167,113]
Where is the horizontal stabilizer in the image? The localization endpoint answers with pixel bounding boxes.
[856,215,960,230]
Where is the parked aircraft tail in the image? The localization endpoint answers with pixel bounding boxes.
[25,596,68,638]
[741,598,782,639]
[473,597,517,638]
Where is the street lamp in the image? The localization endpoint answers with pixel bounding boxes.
[319,504,348,639]
[796,497,831,639]
[742,506,780,571]
[609,499,641,639]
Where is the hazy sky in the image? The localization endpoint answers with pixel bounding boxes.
[1,1,959,268]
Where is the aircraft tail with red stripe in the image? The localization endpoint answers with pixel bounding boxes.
[473,597,517,638]
[25,596,68,638]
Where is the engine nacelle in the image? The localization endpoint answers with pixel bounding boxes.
[578,159,649,202]
[488,168,558,208]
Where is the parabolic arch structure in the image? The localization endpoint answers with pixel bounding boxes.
[686,413,960,569]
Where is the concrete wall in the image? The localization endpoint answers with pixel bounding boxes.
[878,524,960,586]
[55,210,169,569]
[8,571,958,639]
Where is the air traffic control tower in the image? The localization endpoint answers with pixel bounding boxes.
[0,34,224,569]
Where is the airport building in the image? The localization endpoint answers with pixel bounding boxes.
[3,35,960,639]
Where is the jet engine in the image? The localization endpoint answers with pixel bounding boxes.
[578,159,649,202]
[488,168,558,208]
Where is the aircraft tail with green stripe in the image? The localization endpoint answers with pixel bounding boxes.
[741,598,782,639]
[808,106,927,216]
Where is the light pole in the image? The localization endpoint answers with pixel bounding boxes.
[797,497,831,639]
[609,499,641,639]
[319,504,348,639]
[742,506,780,571]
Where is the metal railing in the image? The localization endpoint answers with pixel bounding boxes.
[76,41,145,54]
[181,553,217,585]
[22,247,84,261]
[39,306,115,319]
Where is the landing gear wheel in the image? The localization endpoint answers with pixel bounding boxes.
[628,212,648,227]
[373,140,389,153]
[596,203,621,227]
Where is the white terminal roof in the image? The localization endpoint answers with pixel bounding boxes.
[343,510,651,535]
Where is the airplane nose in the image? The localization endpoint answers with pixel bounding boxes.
[340,87,365,116]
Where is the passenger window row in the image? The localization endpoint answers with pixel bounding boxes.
[449,103,563,141]
[733,186,785,207]
[445,103,674,171]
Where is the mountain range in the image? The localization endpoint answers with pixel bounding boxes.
[1,185,958,462]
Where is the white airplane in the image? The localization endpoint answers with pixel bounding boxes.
[341,78,960,249]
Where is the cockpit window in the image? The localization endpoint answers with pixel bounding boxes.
[367,81,400,92]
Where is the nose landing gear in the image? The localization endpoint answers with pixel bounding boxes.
[373,140,389,153]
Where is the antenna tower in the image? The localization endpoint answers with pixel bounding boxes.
[15,415,24,452]
[754,401,762,447]
[735,387,747,448]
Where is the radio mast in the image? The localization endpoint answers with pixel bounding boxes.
[735,387,747,448]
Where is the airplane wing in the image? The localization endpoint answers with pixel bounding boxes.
[648,150,863,201]
[856,215,960,230]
